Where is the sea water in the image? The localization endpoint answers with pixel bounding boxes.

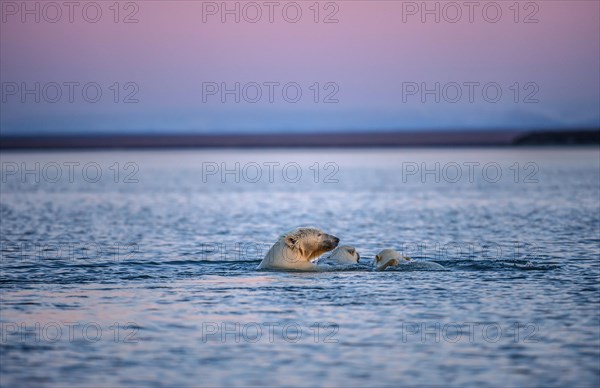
[1,148,598,387]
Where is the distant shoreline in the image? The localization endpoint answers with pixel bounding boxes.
[0,129,598,150]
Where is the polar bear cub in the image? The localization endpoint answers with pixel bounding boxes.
[257,227,340,270]
[322,246,360,264]
[373,248,411,271]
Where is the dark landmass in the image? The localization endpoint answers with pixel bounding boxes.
[513,130,600,146]
[0,129,598,150]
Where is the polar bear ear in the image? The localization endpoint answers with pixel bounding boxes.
[284,235,297,248]
[375,255,380,262]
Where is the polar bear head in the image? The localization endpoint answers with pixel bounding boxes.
[257,227,340,270]
[374,248,411,271]
[282,227,340,261]
[323,245,360,264]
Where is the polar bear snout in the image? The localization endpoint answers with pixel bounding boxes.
[324,235,340,249]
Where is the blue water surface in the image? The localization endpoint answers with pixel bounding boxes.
[1,148,599,387]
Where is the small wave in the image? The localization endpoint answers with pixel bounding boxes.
[431,258,559,271]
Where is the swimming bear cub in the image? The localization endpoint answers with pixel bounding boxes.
[373,248,446,271]
[373,248,411,271]
[321,245,360,264]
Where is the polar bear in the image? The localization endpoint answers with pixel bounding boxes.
[321,245,360,264]
[373,248,411,271]
[257,227,340,270]
[373,248,447,271]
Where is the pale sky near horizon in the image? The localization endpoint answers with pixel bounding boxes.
[1,0,599,135]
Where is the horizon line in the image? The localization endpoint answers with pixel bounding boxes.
[1,129,598,150]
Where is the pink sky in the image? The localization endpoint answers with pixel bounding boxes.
[1,0,599,133]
